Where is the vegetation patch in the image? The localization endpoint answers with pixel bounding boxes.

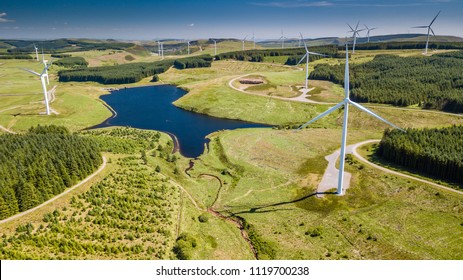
[58,55,213,84]
[0,125,102,219]
[377,125,463,186]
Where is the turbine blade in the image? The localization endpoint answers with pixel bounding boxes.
[297,54,307,65]
[297,102,345,130]
[349,101,406,132]
[20,67,41,76]
[364,24,369,30]
[347,23,354,31]
[355,21,360,31]
[300,32,308,52]
[430,10,441,26]
[412,26,428,28]
[430,27,435,36]
[307,51,327,57]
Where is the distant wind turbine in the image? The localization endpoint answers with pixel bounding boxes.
[161,42,164,59]
[252,32,256,49]
[20,60,53,115]
[242,35,247,51]
[212,39,217,55]
[347,22,365,53]
[412,10,441,54]
[297,33,326,90]
[33,44,39,61]
[296,44,405,195]
[279,31,287,49]
[187,40,191,55]
[364,24,378,43]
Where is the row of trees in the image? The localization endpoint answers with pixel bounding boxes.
[0,53,33,59]
[0,125,102,219]
[2,39,134,54]
[214,46,342,64]
[58,55,213,84]
[173,55,213,69]
[54,57,89,68]
[309,52,463,113]
[377,126,463,186]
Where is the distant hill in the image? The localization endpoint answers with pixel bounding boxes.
[0,39,134,53]
[258,34,463,48]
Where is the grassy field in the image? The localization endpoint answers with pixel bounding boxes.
[180,128,463,259]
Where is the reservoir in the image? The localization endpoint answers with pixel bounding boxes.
[96,85,268,158]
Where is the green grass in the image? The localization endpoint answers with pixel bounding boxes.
[184,127,463,259]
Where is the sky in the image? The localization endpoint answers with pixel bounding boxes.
[1,0,462,40]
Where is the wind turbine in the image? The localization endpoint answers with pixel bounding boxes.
[412,11,441,54]
[296,44,405,195]
[212,39,217,55]
[347,22,365,53]
[41,49,50,85]
[297,33,326,90]
[242,35,247,51]
[187,40,191,55]
[33,44,39,61]
[252,32,256,49]
[363,24,378,43]
[279,31,287,49]
[20,61,53,115]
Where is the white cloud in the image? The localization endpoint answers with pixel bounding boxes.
[188,23,195,27]
[0,12,15,23]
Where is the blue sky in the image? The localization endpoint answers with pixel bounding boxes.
[1,0,462,40]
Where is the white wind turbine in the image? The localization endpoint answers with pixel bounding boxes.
[21,60,53,115]
[297,33,326,90]
[41,49,50,85]
[296,44,405,195]
[412,11,441,54]
[187,40,191,55]
[279,31,287,49]
[363,24,378,43]
[33,44,39,61]
[252,32,256,49]
[212,39,217,55]
[347,22,365,53]
[242,35,247,51]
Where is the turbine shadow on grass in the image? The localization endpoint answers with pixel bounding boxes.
[230,191,338,215]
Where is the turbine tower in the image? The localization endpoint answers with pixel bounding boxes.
[212,39,217,55]
[21,61,53,115]
[297,44,405,195]
[364,24,377,43]
[41,49,50,85]
[412,11,441,54]
[242,35,247,51]
[347,22,365,54]
[157,41,164,59]
[279,31,287,49]
[252,32,256,49]
[33,44,39,61]
[297,33,326,90]
[187,40,191,55]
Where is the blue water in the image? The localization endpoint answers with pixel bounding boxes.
[95,85,269,158]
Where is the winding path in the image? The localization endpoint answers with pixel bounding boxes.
[350,140,463,195]
[0,156,107,225]
[229,74,335,105]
